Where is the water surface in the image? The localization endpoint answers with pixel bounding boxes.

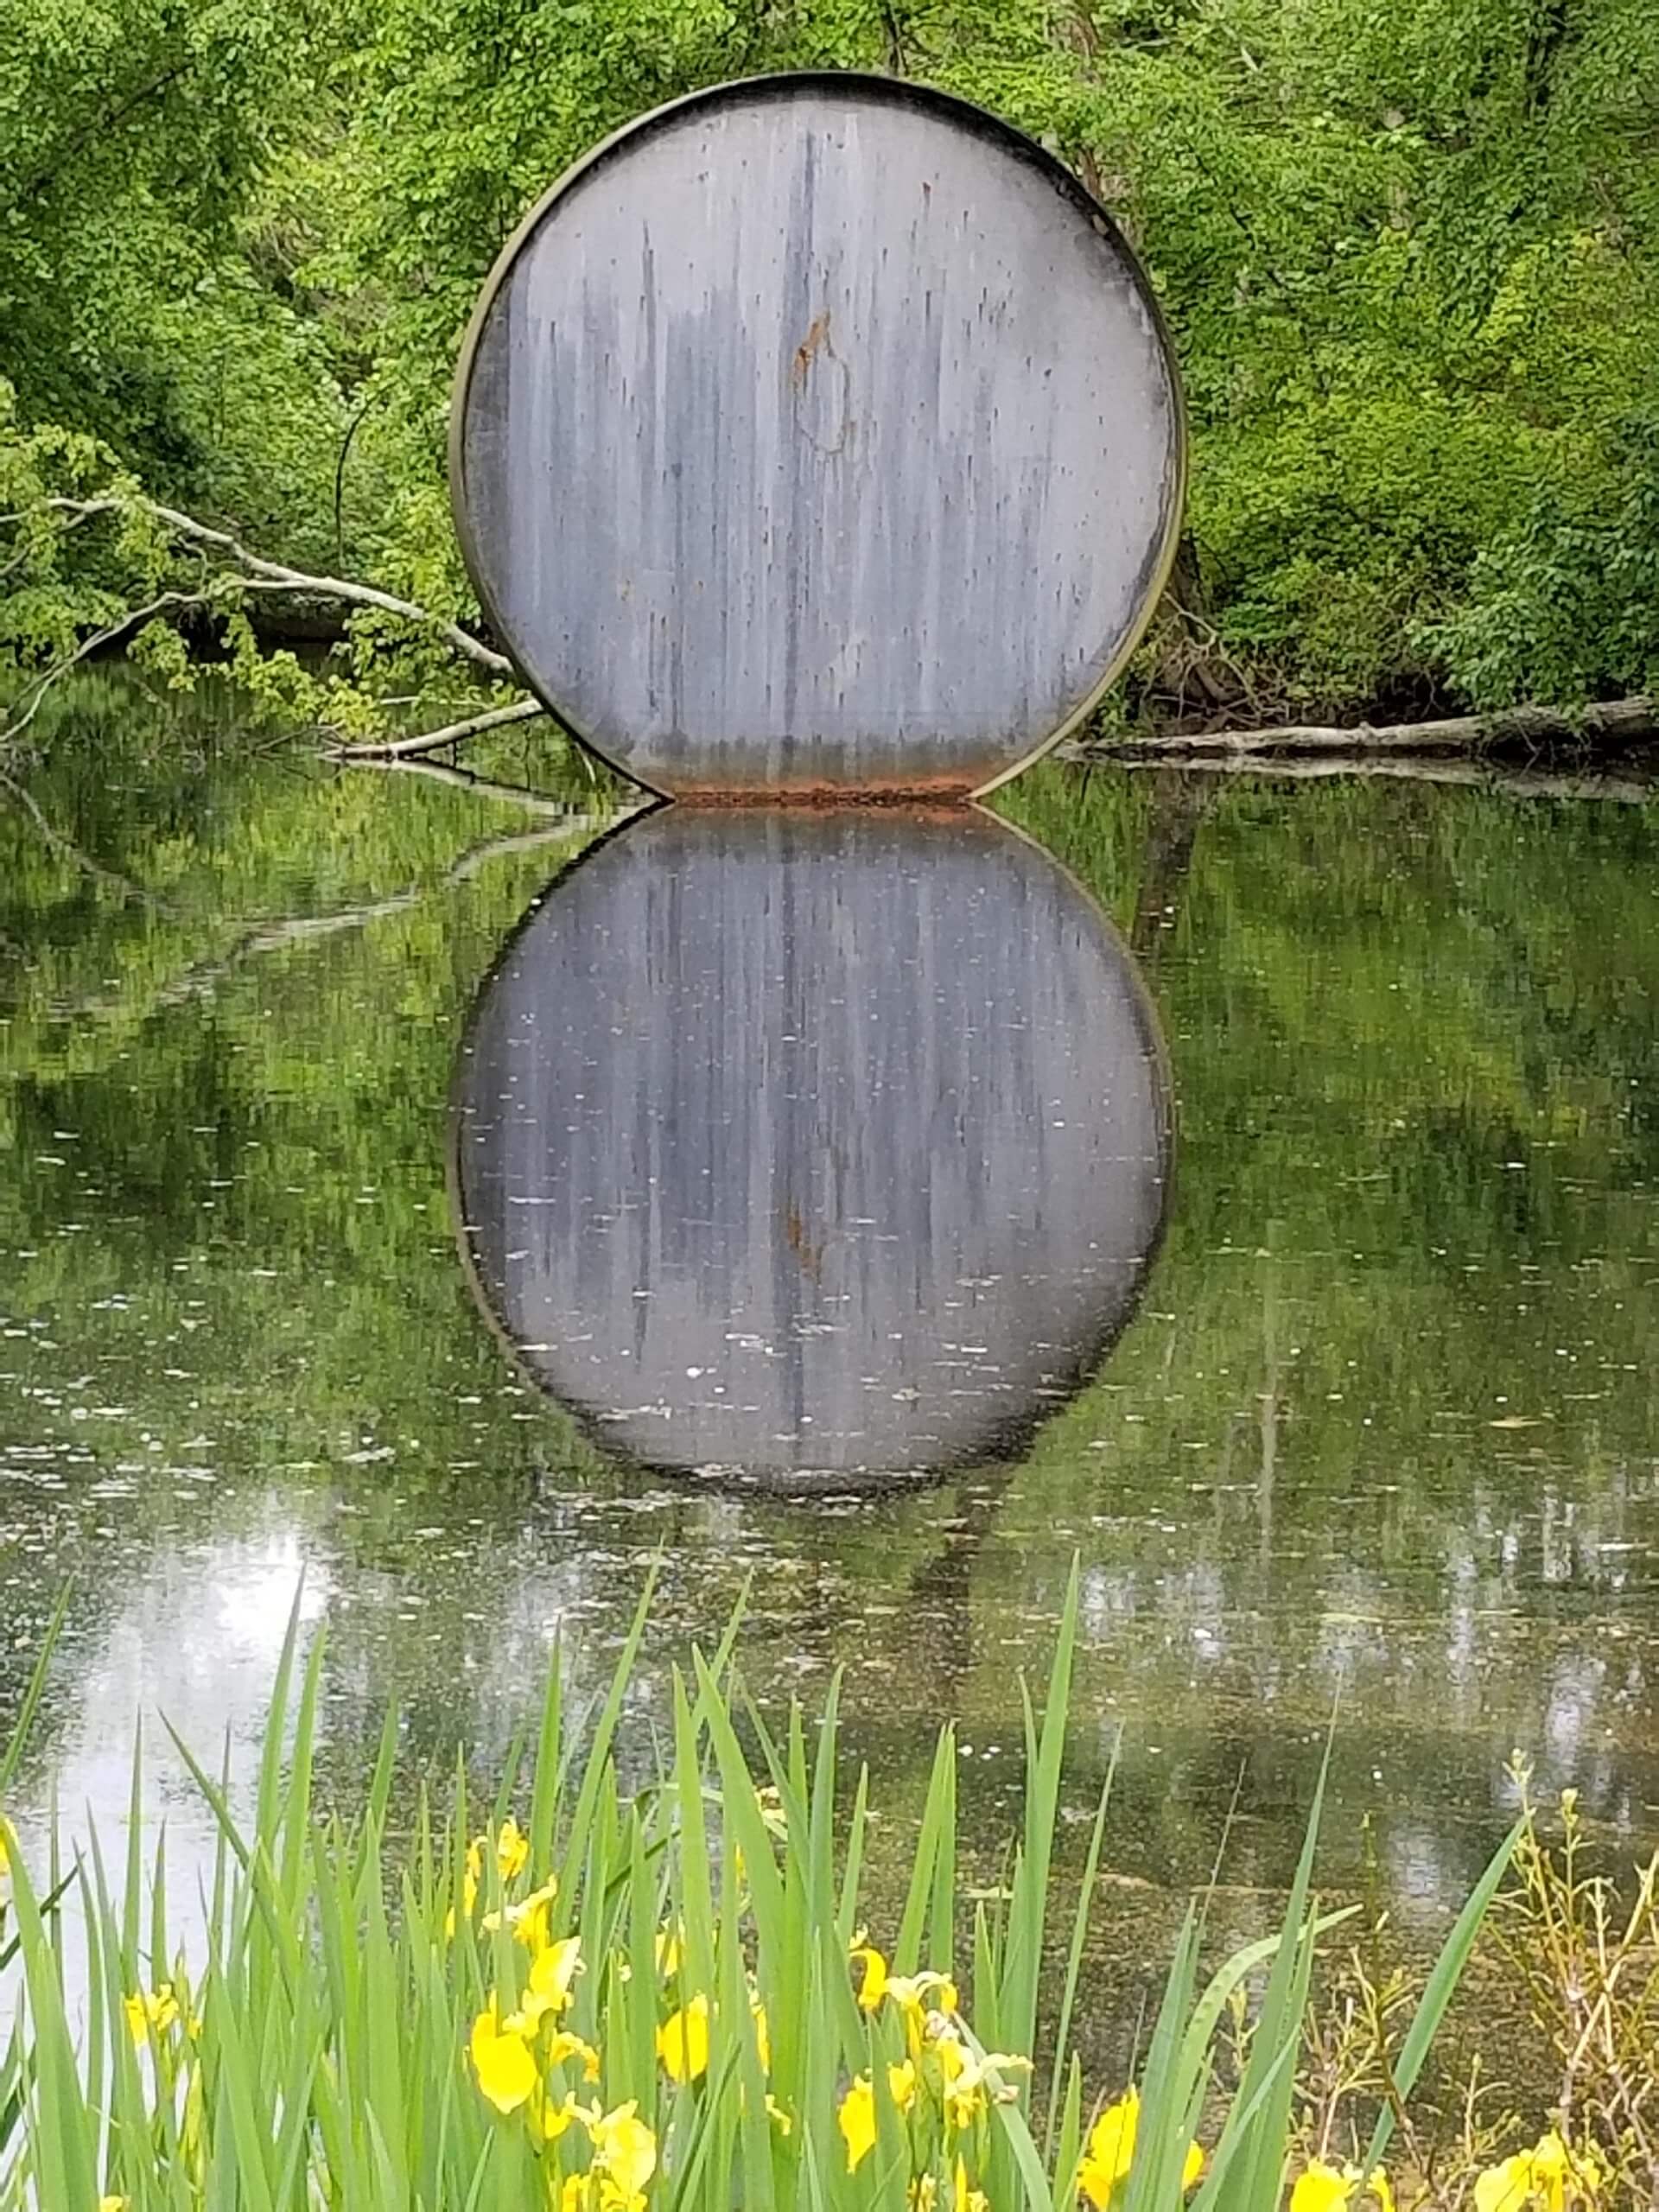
[4,680,1658,2062]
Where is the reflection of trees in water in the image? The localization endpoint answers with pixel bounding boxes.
[4,714,1659,1958]
[1128,770,1217,964]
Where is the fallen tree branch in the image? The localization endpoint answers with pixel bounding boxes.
[6,493,514,680]
[324,695,544,760]
[1095,750,1659,804]
[1086,695,1656,757]
[0,590,209,753]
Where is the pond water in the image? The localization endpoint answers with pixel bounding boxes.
[3,677,1659,2058]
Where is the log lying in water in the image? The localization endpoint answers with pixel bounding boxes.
[1078,749,1659,804]
[1086,694,1656,757]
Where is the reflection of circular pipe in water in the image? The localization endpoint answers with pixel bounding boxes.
[450,807,1173,1492]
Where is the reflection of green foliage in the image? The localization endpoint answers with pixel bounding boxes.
[1000,763,1659,1475]
[991,764,1659,1901]
[4,691,1659,1990]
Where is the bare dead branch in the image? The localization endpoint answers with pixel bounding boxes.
[144,506,515,676]
[1094,750,1659,804]
[0,590,208,753]
[3,493,514,679]
[323,695,545,760]
[1084,695,1656,758]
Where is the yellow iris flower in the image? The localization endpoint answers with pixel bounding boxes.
[1474,2130,1603,2212]
[932,2037,1032,2133]
[851,1942,888,2011]
[548,2028,602,2083]
[1077,2088,1203,2206]
[1288,2159,1395,2212]
[588,2099,658,2206]
[508,1936,583,2033]
[838,2063,918,2171]
[123,1985,181,2048]
[839,2075,877,2172]
[482,1875,558,1951]
[887,1968,959,2017]
[537,2089,582,2145]
[658,1994,709,2082]
[469,2003,537,2114]
[1289,2164,1356,2212]
[493,1816,530,1883]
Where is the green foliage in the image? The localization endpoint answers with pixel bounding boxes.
[1423,411,1659,709]
[0,0,351,556]
[0,1577,1514,2210]
[5,0,1656,722]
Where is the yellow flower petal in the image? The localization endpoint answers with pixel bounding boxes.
[887,1968,954,2012]
[840,2075,876,2172]
[1530,2131,1602,2209]
[540,2090,582,2143]
[1087,2089,1139,2188]
[482,1876,559,1948]
[1077,2158,1112,2211]
[852,1944,888,2011]
[124,1985,179,2047]
[1289,2163,1355,2212]
[1473,2155,1535,2212]
[470,2003,538,2115]
[658,1994,709,2083]
[1182,2139,1205,2190]
[548,2030,602,2084]
[938,2044,1032,2134]
[889,2059,918,2113]
[494,1817,530,1884]
[515,1935,583,2031]
[588,2100,657,2202]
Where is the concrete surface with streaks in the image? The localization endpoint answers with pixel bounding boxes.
[455,78,1182,796]
[451,807,1172,1485]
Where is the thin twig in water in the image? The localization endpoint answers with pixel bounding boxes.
[352,753,645,821]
